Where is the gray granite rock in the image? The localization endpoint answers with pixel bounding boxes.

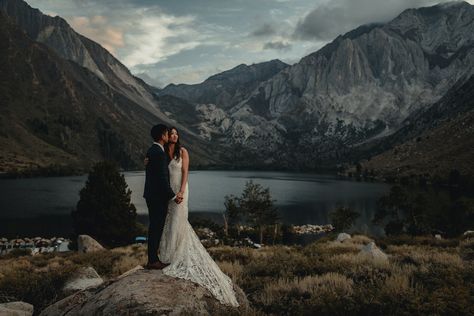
[0,301,34,316]
[336,233,352,242]
[40,267,249,316]
[62,266,104,293]
[359,241,388,261]
[77,235,104,253]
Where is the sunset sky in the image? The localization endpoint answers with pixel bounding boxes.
[28,0,474,87]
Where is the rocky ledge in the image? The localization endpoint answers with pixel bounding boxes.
[40,266,249,316]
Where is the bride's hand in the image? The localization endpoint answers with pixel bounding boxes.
[174,196,183,204]
[144,157,149,166]
[177,191,184,198]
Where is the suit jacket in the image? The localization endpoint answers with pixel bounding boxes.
[143,144,175,201]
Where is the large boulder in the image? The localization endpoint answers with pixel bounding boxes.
[77,235,104,253]
[358,242,388,261]
[463,230,474,239]
[336,232,351,242]
[40,266,249,315]
[0,301,34,316]
[62,267,104,293]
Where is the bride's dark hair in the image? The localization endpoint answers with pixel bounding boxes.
[165,126,182,160]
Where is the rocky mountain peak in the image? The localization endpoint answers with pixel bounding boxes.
[0,0,173,122]
[158,59,289,109]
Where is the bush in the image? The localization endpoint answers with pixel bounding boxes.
[2,248,32,259]
[329,207,360,232]
[0,264,78,312]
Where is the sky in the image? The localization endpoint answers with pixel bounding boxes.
[28,0,473,87]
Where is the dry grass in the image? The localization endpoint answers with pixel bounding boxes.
[1,235,473,315]
[209,235,473,315]
[258,273,354,306]
[217,261,244,284]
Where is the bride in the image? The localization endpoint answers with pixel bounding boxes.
[156,127,239,307]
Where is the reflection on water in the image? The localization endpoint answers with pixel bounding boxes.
[0,171,391,237]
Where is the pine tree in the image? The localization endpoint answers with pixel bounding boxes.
[72,160,137,247]
[239,180,279,244]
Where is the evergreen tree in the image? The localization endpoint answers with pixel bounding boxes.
[72,161,137,247]
[239,180,279,244]
[223,194,241,236]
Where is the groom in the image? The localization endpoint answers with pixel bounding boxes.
[143,124,182,270]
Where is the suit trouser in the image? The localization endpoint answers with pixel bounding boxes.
[146,198,168,263]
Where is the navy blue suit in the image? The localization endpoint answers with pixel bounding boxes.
[143,143,175,264]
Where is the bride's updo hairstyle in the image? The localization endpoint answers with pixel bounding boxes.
[165,126,182,160]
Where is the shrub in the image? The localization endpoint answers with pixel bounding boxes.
[329,207,360,232]
[0,264,78,312]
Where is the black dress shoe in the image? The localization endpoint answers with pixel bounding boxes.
[145,261,170,270]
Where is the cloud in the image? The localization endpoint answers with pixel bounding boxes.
[251,23,277,37]
[69,15,124,55]
[120,10,207,67]
[29,0,472,86]
[293,0,458,41]
[263,41,292,51]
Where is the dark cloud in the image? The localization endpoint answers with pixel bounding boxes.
[293,0,450,40]
[29,0,466,85]
[263,41,291,51]
[251,23,277,37]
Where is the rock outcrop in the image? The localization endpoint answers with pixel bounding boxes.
[358,241,388,261]
[0,301,34,316]
[62,266,104,293]
[77,235,104,253]
[40,266,249,316]
[336,233,352,242]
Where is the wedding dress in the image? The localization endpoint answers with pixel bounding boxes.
[158,156,240,307]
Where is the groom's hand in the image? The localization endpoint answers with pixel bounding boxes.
[174,196,183,204]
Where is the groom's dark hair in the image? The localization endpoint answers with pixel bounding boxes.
[151,124,168,141]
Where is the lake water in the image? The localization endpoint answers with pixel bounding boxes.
[0,171,392,237]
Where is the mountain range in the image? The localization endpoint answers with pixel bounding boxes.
[157,1,474,175]
[1,0,473,179]
[0,0,217,174]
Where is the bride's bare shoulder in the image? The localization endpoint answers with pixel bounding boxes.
[180,147,189,156]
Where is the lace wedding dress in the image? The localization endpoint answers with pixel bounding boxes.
[158,157,240,307]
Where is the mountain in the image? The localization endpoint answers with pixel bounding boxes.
[158,59,289,109]
[0,0,167,120]
[161,1,474,170]
[0,5,216,174]
[0,11,152,172]
[357,74,474,179]
[1,0,472,174]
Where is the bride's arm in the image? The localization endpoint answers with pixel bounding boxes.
[178,148,189,196]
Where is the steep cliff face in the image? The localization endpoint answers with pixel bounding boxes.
[0,12,216,173]
[0,12,150,172]
[357,75,474,179]
[170,2,474,169]
[158,59,289,109]
[0,0,170,121]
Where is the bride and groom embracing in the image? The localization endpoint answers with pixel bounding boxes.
[142,124,239,307]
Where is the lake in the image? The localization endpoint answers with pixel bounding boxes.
[0,171,392,237]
